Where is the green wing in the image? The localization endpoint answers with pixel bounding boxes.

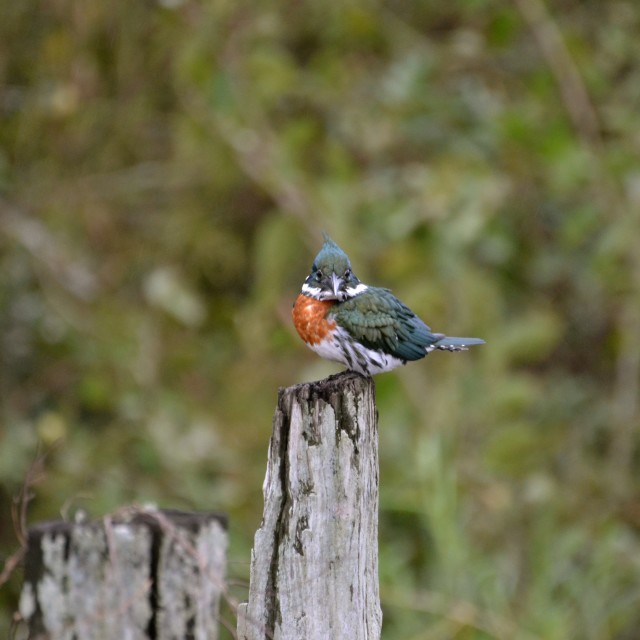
[331,287,442,361]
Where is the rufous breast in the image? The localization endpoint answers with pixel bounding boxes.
[292,294,337,345]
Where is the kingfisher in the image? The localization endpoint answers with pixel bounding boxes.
[292,235,485,376]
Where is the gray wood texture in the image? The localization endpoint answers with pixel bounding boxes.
[19,508,227,640]
[237,372,382,640]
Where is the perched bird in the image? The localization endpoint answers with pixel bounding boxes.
[292,235,485,376]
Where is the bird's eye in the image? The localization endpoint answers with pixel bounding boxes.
[315,269,323,280]
[344,269,351,279]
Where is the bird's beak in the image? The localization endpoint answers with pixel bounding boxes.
[331,273,344,299]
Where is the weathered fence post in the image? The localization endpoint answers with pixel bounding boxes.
[237,371,382,640]
[19,508,227,640]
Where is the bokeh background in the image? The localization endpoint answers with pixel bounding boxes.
[2,1,640,638]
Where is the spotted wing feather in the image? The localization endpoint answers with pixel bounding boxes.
[330,287,443,361]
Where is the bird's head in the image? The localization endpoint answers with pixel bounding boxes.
[301,234,366,301]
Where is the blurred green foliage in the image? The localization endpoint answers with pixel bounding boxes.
[2,0,640,638]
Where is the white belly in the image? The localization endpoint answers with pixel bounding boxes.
[307,326,405,376]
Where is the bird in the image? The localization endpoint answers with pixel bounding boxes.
[292,235,485,376]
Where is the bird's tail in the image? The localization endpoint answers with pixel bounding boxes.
[434,336,485,352]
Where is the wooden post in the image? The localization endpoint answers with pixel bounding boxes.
[237,372,382,640]
[19,508,227,640]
